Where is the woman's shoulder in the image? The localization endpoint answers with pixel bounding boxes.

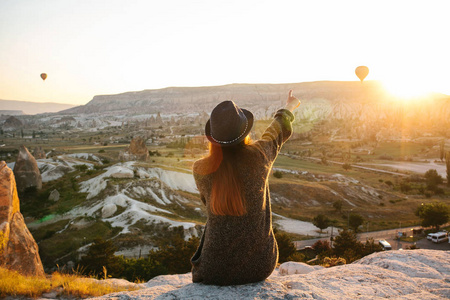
[193,157,210,175]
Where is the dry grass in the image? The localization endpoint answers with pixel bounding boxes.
[0,267,51,298]
[0,267,139,299]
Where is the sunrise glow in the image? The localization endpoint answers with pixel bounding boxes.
[382,78,434,101]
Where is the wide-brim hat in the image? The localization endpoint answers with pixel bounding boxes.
[205,100,254,147]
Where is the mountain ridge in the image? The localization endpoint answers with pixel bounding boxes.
[61,80,450,116]
[0,99,76,115]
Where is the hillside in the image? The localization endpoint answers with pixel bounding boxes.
[60,81,450,128]
[63,81,385,115]
[0,99,76,115]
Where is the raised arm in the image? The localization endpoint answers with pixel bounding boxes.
[256,90,301,162]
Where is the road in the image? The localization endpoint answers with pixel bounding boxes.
[294,226,450,251]
[282,154,409,177]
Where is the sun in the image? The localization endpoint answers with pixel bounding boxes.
[381,77,434,101]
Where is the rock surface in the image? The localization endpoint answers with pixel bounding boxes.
[12,145,42,193]
[89,249,449,300]
[2,115,23,130]
[119,137,149,161]
[33,146,46,159]
[0,161,45,276]
[48,189,60,202]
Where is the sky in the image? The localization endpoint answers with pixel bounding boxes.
[0,0,449,105]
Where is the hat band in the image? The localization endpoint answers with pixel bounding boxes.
[210,119,248,144]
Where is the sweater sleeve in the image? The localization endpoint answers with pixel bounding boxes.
[192,165,207,206]
[255,109,295,163]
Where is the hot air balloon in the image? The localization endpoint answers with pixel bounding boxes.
[40,73,47,81]
[355,66,369,82]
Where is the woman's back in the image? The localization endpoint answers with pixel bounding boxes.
[191,91,299,285]
[192,144,278,285]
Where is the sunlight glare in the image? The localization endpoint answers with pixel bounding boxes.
[382,77,434,101]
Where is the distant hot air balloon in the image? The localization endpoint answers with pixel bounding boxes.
[355,66,369,82]
[40,73,47,81]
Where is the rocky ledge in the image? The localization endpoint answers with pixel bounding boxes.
[90,249,449,299]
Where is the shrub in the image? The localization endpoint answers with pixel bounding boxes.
[333,200,343,213]
[424,169,443,190]
[273,170,283,178]
[78,238,123,278]
[379,154,393,160]
[400,182,411,193]
[322,257,346,268]
[117,256,167,282]
[312,240,331,254]
[342,163,352,171]
[275,231,296,263]
[74,164,88,172]
[287,252,305,262]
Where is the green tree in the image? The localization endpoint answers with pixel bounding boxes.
[349,213,364,232]
[424,169,443,190]
[117,256,167,282]
[333,200,343,213]
[79,238,123,278]
[312,239,331,254]
[445,151,450,187]
[415,202,449,231]
[440,139,445,161]
[330,230,381,264]
[361,238,383,257]
[332,229,361,263]
[148,227,199,275]
[274,231,297,263]
[313,214,330,233]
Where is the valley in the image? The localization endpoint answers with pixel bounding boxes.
[1,81,449,271]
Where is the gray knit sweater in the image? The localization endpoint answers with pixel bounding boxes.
[191,109,294,286]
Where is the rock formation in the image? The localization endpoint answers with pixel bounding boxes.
[2,115,23,130]
[119,137,149,161]
[33,146,46,159]
[0,161,45,276]
[90,249,449,299]
[13,145,42,193]
[48,189,60,202]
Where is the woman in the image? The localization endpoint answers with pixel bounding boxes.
[191,90,301,285]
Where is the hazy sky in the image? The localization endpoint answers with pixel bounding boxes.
[1,0,449,105]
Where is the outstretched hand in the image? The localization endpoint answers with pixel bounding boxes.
[285,90,301,112]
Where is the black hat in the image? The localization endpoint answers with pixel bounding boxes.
[205,101,254,147]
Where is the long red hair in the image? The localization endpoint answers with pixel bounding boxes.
[207,136,251,216]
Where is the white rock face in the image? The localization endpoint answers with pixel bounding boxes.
[278,261,324,275]
[48,189,60,202]
[89,249,450,300]
[109,167,134,178]
[101,203,117,218]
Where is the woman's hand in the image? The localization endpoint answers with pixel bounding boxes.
[284,90,301,112]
